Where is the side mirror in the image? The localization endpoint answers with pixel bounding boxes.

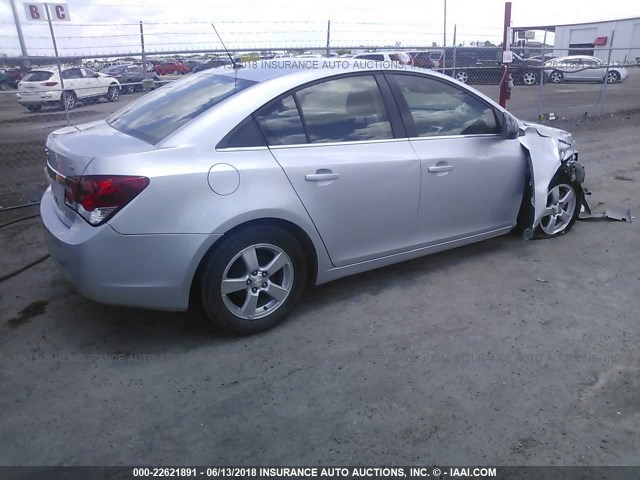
[502,112,519,139]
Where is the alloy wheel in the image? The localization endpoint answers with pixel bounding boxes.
[540,184,577,235]
[63,92,75,109]
[220,243,294,320]
[455,71,469,83]
[606,72,619,84]
[523,72,537,85]
[108,86,119,101]
[550,72,563,83]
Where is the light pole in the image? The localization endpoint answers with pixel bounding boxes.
[9,0,28,56]
[443,0,447,47]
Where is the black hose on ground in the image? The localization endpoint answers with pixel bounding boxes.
[0,254,50,283]
[0,202,40,213]
[0,213,40,229]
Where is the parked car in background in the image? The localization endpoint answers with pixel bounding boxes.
[40,61,585,335]
[101,65,159,94]
[440,48,542,85]
[544,55,627,84]
[352,51,413,65]
[17,67,120,111]
[192,58,233,72]
[528,54,556,62]
[153,62,190,75]
[184,59,205,71]
[410,50,444,69]
[0,69,16,90]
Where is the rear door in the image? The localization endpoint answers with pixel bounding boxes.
[386,72,527,244]
[257,73,422,267]
[61,67,84,98]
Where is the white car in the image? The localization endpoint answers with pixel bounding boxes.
[17,66,120,112]
[351,51,413,65]
[544,55,628,84]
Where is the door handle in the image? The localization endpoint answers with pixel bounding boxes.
[305,173,339,181]
[428,165,454,174]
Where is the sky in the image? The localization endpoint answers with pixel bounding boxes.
[0,0,639,57]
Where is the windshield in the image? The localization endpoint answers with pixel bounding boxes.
[107,73,256,145]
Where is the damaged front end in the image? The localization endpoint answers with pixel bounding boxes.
[516,120,587,238]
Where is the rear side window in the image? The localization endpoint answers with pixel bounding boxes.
[23,71,53,82]
[390,74,500,137]
[218,117,265,149]
[296,75,393,143]
[255,95,306,146]
[107,73,256,145]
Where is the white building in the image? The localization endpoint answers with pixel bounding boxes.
[514,16,640,63]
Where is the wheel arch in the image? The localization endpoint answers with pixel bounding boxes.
[188,216,321,308]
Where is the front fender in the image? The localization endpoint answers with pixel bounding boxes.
[517,121,583,233]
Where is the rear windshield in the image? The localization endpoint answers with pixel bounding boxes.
[23,71,53,82]
[107,73,256,145]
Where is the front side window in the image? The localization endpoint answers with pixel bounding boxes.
[295,75,393,143]
[390,74,500,137]
[107,73,256,144]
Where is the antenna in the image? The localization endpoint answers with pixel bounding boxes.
[211,23,241,69]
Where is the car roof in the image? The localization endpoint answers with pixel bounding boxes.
[204,59,413,83]
[555,55,599,61]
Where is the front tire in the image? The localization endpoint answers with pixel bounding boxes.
[106,85,119,102]
[199,226,308,335]
[522,70,538,86]
[549,71,564,83]
[455,71,469,84]
[535,178,582,238]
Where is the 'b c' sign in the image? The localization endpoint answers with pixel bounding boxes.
[24,3,71,22]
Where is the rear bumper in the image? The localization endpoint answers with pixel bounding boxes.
[17,90,60,104]
[41,188,221,311]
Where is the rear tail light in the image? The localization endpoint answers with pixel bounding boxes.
[63,175,149,226]
[42,81,58,87]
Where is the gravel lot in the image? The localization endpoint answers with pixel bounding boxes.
[0,71,639,467]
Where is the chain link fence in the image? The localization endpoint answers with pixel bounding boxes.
[1,22,639,209]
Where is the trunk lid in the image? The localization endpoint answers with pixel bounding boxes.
[46,120,155,226]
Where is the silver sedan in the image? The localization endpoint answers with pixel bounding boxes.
[41,60,586,334]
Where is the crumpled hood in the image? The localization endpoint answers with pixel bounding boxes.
[518,120,574,145]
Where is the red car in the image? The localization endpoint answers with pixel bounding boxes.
[153,62,190,75]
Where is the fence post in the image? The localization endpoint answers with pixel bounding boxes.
[498,1,512,108]
[326,20,330,58]
[140,21,147,78]
[45,4,70,125]
[536,28,547,120]
[598,26,616,115]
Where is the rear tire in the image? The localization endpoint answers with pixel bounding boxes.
[534,176,582,239]
[61,91,75,110]
[199,226,308,335]
[605,71,620,84]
